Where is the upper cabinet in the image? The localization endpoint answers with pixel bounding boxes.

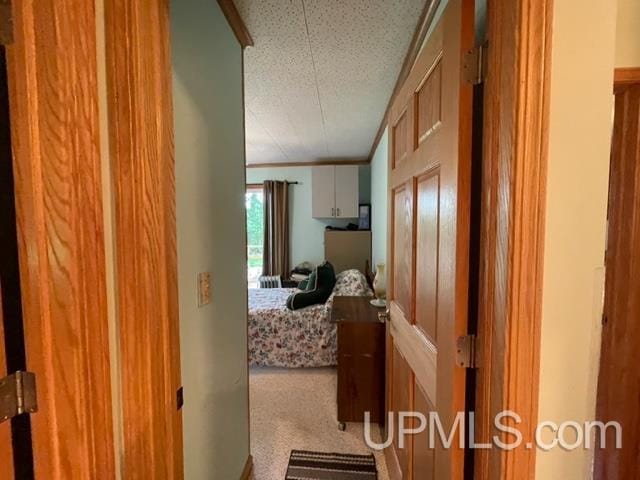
[312,165,359,218]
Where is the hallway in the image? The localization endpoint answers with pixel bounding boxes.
[250,367,390,479]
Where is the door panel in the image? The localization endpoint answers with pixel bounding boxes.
[392,110,409,169]
[392,345,413,479]
[415,171,440,344]
[386,1,474,479]
[595,84,640,479]
[392,184,414,317]
[413,382,435,480]
[416,59,443,145]
[335,165,359,218]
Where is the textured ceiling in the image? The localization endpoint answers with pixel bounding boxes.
[236,0,426,165]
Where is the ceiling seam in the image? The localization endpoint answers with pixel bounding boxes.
[300,0,330,158]
[247,107,292,162]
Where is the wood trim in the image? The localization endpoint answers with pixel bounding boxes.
[105,0,184,478]
[246,183,263,190]
[475,1,553,479]
[6,0,116,477]
[217,0,254,48]
[246,159,369,168]
[240,455,254,480]
[367,0,442,162]
[614,67,640,86]
[384,439,403,480]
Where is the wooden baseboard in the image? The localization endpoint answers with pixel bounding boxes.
[384,446,402,480]
[240,455,254,480]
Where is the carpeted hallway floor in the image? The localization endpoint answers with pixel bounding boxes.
[250,367,390,480]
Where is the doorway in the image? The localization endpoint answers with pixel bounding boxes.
[594,70,640,479]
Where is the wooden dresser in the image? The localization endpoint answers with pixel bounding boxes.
[332,296,386,429]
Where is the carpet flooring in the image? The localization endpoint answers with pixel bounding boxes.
[250,367,390,480]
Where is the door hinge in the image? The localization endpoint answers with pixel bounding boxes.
[0,0,13,46]
[463,42,488,85]
[456,335,477,369]
[0,371,38,424]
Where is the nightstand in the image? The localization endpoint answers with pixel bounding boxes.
[331,296,386,430]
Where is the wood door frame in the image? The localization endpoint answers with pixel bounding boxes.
[474,0,553,479]
[6,0,116,478]
[104,0,184,478]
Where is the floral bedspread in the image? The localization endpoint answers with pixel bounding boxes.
[248,269,373,368]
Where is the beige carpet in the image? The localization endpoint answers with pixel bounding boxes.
[250,367,390,480]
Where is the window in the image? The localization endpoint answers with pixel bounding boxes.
[246,185,264,288]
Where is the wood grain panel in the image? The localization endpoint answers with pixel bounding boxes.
[390,302,438,409]
[413,382,435,480]
[7,0,116,477]
[392,345,413,479]
[0,285,12,479]
[392,110,409,168]
[105,1,184,478]
[415,171,440,342]
[594,84,640,479]
[416,59,443,145]
[474,0,553,478]
[392,184,414,317]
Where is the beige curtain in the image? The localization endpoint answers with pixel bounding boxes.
[262,180,290,277]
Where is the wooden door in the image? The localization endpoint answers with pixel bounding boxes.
[312,166,336,217]
[385,1,474,479]
[335,165,359,218]
[5,1,116,478]
[594,82,640,479]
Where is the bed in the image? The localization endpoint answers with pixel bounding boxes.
[248,269,373,367]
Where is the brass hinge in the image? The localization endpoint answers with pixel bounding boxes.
[456,335,477,369]
[463,42,488,85]
[0,371,38,424]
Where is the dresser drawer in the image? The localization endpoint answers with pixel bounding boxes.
[337,322,385,356]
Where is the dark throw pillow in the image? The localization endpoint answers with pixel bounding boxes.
[286,261,336,310]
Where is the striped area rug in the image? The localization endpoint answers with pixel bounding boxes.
[285,450,378,480]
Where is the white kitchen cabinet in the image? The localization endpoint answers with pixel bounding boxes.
[311,166,335,218]
[334,165,359,218]
[312,165,359,218]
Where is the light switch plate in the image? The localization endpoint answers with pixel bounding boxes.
[198,272,211,307]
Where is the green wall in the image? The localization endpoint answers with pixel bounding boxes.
[370,129,388,267]
[246,165,371,267]
[171,1,249,478]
